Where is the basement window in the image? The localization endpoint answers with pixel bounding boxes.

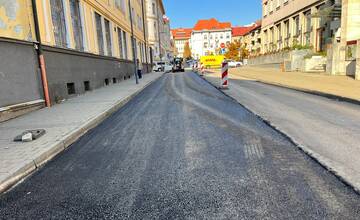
[84,81,90,91]
[104,78,109,85]
[67,83,75,95]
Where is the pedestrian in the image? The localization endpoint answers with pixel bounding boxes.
[137,59,143,79]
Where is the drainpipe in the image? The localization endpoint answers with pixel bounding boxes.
[128,0,139,84]
[141,0,149,72]
[31,0,51,107]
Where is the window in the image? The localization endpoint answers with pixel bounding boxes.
[305,11,312,32]
[294,16,300,36]
[152,2,156,15]
[115,0,126,12]
[104,19,112,56]
[67,83,75,95]
[84,81,90,91]
[277,24,281,41]
[220,34,223,39]
[50,0,67,47]
[117,27,124,59]
[95,12,104,55]
[284,20,290,38]
[123,30,128,59]
[204,34,207,40]
[226,33,230,39]
[69,0,83,51]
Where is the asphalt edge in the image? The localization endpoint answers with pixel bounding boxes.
[0,73,163,194]
[198,73,360,195]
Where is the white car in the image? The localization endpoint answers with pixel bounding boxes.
[152,61,165,72]
[228,60,243,68]
[163,62,173,72]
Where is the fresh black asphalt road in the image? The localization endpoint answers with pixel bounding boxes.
[1,71,360,219]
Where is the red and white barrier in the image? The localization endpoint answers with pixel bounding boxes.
[200,63,204,76]
[221,61,229,89]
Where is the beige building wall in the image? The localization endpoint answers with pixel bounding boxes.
[338,0,360,77]
[146,0,171,61]
[261,0,329,53]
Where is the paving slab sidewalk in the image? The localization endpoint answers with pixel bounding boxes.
[202,70,360,193]
[214,66,360,103]
[0,72,163,193]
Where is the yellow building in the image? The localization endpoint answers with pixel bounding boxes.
[0,0,151,116]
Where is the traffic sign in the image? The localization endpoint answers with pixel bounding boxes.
[220,43,225,48]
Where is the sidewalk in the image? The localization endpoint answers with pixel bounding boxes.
[202,69,360,193]
[0,72,163,193]
[212,66,360,103]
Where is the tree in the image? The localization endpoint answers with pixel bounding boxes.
[240,46,249,60]
[183,42,192,60]
[224,40,241,61]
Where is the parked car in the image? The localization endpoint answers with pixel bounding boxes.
[164,62,173,72]
[172,58,185,72]
[152,61,165,72]
[228,60,243,68]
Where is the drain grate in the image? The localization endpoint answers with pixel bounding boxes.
[13,129,46,142]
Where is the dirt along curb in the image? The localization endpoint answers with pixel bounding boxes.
[198,72,360,195]
[0,73,163,194]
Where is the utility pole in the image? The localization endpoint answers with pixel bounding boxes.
[128,0,139,84]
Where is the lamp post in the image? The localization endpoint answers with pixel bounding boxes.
[128,0,139,84]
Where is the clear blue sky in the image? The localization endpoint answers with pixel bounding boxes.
[163,0,263,29]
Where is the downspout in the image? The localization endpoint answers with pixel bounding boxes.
[31,0,51,107]
[141,0,149,72]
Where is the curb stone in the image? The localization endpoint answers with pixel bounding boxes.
[199,73,360,195]
[0,73,163,194]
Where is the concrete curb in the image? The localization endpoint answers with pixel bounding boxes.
[0,73,162,194]
[199,73,360,195]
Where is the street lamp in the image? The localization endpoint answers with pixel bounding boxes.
[128,0,139,84]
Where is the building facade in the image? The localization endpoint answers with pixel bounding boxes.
[171,28,192,58]
[0,0,152,120]
[145,0,171,61]
[243,22,262,56]
[261,0,340,53]
[190,18,232,59]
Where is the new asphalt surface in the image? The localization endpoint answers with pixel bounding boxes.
[1,71,360,219]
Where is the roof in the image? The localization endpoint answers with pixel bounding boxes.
[232,20,262,37]
[193,18,231,31]
[171,28,193,39]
